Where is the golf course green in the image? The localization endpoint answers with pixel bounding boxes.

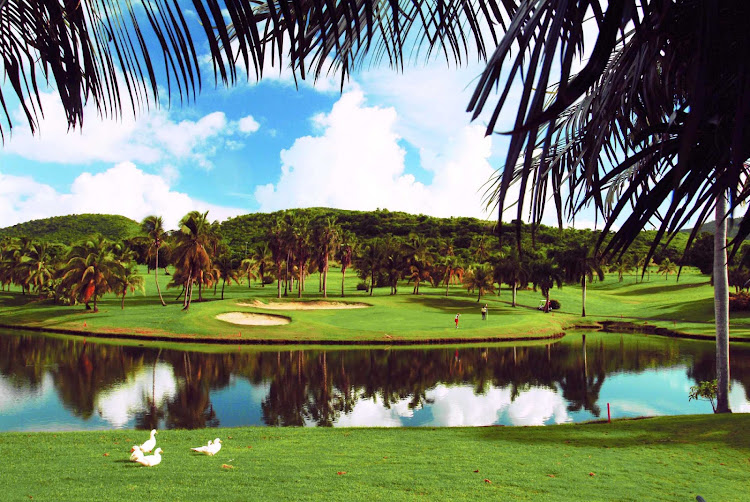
[0,265,748,344]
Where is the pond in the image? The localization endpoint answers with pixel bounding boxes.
[0,330,748,431]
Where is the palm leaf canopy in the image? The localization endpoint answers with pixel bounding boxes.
[6,0,750,264]
[0,0,511,138]
[472,1,750,262]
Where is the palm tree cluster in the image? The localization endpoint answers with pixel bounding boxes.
[0,235,143,311]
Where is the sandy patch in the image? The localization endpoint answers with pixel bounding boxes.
[216,312,291,326]
[238,300,370,310]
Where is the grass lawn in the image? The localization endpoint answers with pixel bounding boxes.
[1,265,749,344]
[1,414,747,501]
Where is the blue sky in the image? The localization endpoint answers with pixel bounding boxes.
[0,6,599,231]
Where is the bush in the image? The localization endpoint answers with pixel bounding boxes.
[262,276,274,285]
[549,299,561,310]
[356,282,369,292]
[729,292,750,311]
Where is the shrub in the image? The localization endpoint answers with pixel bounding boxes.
[262,276,274,285]
[549,299,561,310]
[729,292,750,311]
[356,282,369,292]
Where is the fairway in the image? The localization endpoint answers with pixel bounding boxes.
[0,265,749,344]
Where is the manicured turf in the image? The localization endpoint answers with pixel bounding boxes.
[1,414,746,501]
[1,265,749,343]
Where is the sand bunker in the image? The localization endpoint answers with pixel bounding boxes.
[216,312,290,326]
[238,300,370,310]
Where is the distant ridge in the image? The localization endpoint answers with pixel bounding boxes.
[681,218,746,239]
[0,214,141,243]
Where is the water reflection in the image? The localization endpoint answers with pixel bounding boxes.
[0,331,748,431]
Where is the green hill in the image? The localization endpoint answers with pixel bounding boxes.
[0,214,141,243]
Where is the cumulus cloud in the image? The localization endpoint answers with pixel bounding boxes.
[0,162,245,229]
[254,90,496,218]
[3,91,260,170]
[238,115,261,134]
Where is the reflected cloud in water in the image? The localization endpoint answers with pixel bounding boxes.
[0,330,749,431]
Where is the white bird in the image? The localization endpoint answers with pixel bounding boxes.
[136,447,163,467]
[206,438,222,456]
[139,429,157,453]
[129,445,144,462]
[190,439,213,454]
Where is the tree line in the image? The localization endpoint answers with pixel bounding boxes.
[4,209,746,316]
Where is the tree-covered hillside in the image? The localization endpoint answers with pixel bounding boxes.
[0,214,141,243]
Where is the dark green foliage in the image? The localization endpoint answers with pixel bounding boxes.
[0,214,141,244]
[729,292,750,312]
[549,299,561,310]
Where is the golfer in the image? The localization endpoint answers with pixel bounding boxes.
[455,313,460,329]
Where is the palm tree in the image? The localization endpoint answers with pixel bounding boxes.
[529,259,563,313]
[494,249,527,308]
[59,236,123,312]
[23,241,57,298]
[440,255,464,297]
[314,217,341,298]
[240,257,259,288]
[338,232,356,298]
[658,259,678,281]
[557,244,604,317]
[214,253,240,300]
[113,265,145,310]
[267,221,286,299]
[141,216,168,306]
[402,233,433,295]
[355,238,385,296]
[172,211,212,311]
[463,265,495,302]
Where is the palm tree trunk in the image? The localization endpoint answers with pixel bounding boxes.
[714,192,731,413]
[155,246,166,306]
[277,263,282,299]
[323,255,329,298]
[445,276,450,296]
[341,268,347,297]
[121,289,126,310]
[183,274,192,309]
[581,275,587,317]
[185,280,194,311]
[298,259,303,298]
[221,279,226,300]
[512,282,517,307]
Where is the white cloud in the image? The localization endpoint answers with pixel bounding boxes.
[238,115,260,134]
[3,91,258,171]
[0,162,245,229]
[254,89,496,218]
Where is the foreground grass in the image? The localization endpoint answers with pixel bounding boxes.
[1,265,750,343]
[1,415,747,501]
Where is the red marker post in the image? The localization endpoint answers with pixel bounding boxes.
[607,403,611,423]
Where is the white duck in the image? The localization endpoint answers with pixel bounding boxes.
[139,429,157,453]
[206,438,222,456]
[129,445,144,462]
[190,439,213,454]
[136,447,163,467]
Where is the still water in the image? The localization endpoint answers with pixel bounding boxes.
[0,330,748,431]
